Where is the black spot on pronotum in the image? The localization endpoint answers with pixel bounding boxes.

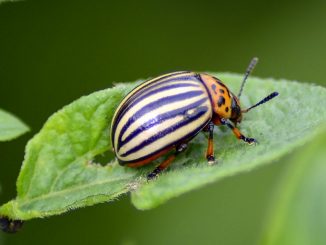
[211,84,217,94]
[219,89,225,94]
[214,79,230,97]
[225,107,229,112]
[217,96,225,107]
[0,216,24,233]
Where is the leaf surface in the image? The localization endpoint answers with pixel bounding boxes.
[0,109,29,141]
[131,74,326,209]
[0,73,325,220]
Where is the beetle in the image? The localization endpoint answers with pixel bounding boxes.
[110,58,278,179]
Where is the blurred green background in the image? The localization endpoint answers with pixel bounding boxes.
[0,0,325,244]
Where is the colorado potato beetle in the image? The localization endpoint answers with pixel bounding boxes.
[111,58,278,179]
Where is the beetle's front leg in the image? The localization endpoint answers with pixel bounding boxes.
[220,118,257,145]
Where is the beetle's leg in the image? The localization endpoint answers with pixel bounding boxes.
[221,118,257,145]
[205,122,215,165]
[147,143,188,180]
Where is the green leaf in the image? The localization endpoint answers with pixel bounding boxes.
[131,74,326,209]
[261,129,326,245]
[0,73,325,221]
[0,82,142,220]
[0,109,29,141]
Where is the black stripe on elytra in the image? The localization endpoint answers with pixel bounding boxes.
[117,90,204,145]
[118,97,208,149]
[195,74,215,108]
[117,115,210,165]
[113,74,199,133]
[121,82,199,118]
[111,71,192,141]
[120,106,208,157]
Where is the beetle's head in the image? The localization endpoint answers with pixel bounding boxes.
[230,94,242,125]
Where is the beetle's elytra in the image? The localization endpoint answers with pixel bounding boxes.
[111,58,278,179]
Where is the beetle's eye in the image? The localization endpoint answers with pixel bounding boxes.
[231,98,241,120]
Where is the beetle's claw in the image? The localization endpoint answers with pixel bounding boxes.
[247,138,258,145]
[147,172,158,181]
[207,156,216,166]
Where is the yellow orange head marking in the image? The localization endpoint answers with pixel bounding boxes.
[200,74,232,119]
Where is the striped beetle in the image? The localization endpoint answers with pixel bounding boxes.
[111,58,278,179]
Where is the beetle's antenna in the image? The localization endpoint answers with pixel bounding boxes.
[238,57,259,98]
[242,92,279,113]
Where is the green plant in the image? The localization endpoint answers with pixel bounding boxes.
[0,73,325,235]
[261,130,326,244]
[0,109,29,142]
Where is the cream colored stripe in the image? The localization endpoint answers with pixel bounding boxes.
[119,116,184,156]
[121,82,203,141]
[114,86,204,148]
[111,71,195,134]
[120,95,208,150]
[117,101,212,161]
[123,80,201,111]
